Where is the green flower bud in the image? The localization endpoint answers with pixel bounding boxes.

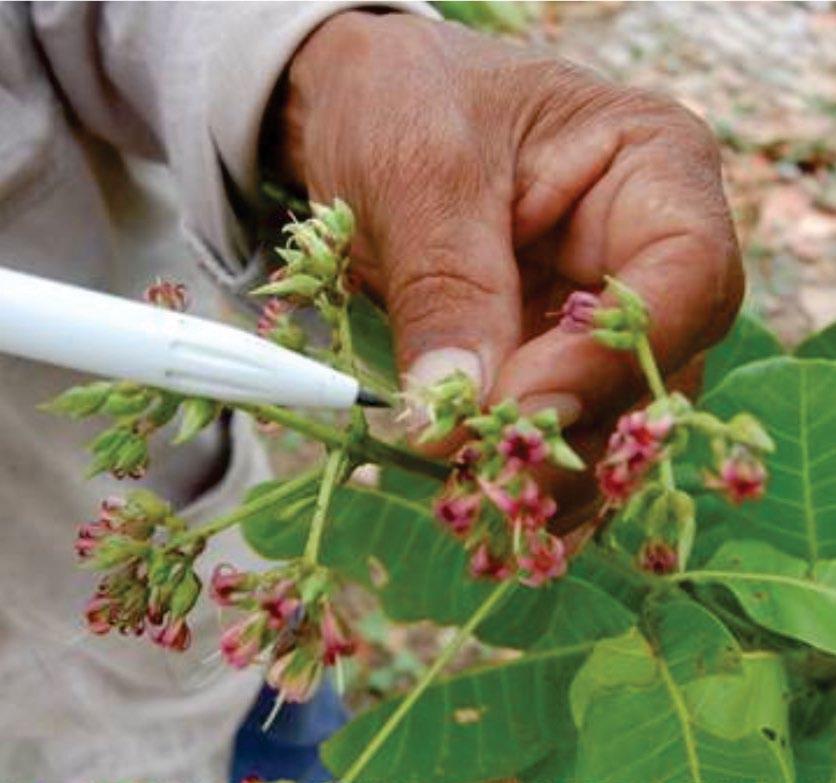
[146,391,183,429]
[86,535,147,569]
[464,414,501,436]
[593,307,627,330]
[86,427,134,477]
[727,413,775,453]
[173,398,219,445]
[125,489,170,524]
[311,198,355,251]
[251,274,323,300]
[549,438,585,471]
[40,381,114,419]
[113,434,149,475]
[170,570,201,617]
[286,224,338,278]
[530,408,560,433]
[101,389,152,417]
[591,329,637,351]
[490,399,519,424]
[275,248,307,274]
[267,316,307,352]
[604,275,650,332]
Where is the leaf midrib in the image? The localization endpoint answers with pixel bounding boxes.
[676,569,836,599]
[799,364,819,563]
[657,655,704,783]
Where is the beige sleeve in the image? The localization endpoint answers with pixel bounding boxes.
[31,1,436,292]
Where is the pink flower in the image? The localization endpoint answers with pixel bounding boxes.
[596,411,674,504]
[497,426,549,471]
[478,477,556,530]
[260,581,302,631]
[518,533,567,587]
[99,496,126,523]
[639,540,678,575]
[75,498,127,560]
[85,595,117,635]
[152,616,191,651]
[434,492,481,536]
[220,616,263,669]
[75,520,112,559]
[452,444,481,483]
[478,476,519,517]
[320,603,356,666]
[267,650,323,703]
[257,297,292,338]
[556,291,601,333]
[706,448,767,504]
[144,278,188,311]
[469,542,511,581]
[513,478,557,530]
[596,460,634,504]
[209,564,250,607]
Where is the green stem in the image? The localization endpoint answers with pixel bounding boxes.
[635,334,667,401]
[169,467,322,549]
[303,449,347,565]
[243,404,449,481]
[635,334,676,492]
[340,580,515,783]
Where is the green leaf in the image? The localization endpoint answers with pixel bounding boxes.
[172,398,219,445]
[348,294,398,391]
[322,577,634,783]
[796,321,836,361]
[682,539,836,655]
[794,715,836,783]
[702,312,783,395]
[701,358,836,563]
[322,640,587,783]
[570,600,794,783]
[243,482,633,649]
[518,751,574,783]
[378,465,442,502]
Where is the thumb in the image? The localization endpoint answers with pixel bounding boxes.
[380,200,522,405]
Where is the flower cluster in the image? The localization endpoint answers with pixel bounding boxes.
[43,379,220,479]
[210,564,355,705]
[256,297,306,352]
[252,199,355,356]
[400,370,480,444]
[596,410,674,506]
[78,491,202,650]
[556,276,649,350]
[432,399,584,587]
[143,278,188,312]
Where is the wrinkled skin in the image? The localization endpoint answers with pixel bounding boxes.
[275,10,743,524]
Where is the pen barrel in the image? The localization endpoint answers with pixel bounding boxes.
[0,268,360,409]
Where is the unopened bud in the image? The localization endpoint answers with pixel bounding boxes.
[41,381,114,419]
[170,570,201,617]
[727,413,775,453]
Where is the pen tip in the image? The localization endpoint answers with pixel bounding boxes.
[356,388,391,408]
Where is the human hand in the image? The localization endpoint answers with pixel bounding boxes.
[274,10,743,522]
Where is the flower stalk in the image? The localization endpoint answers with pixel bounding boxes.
[339,579,515,783]
[303,449,348,566]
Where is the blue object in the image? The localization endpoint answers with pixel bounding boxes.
[230,682,348,783]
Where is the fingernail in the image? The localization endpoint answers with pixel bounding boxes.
[404,348,483,431]
[519,392,582,428]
